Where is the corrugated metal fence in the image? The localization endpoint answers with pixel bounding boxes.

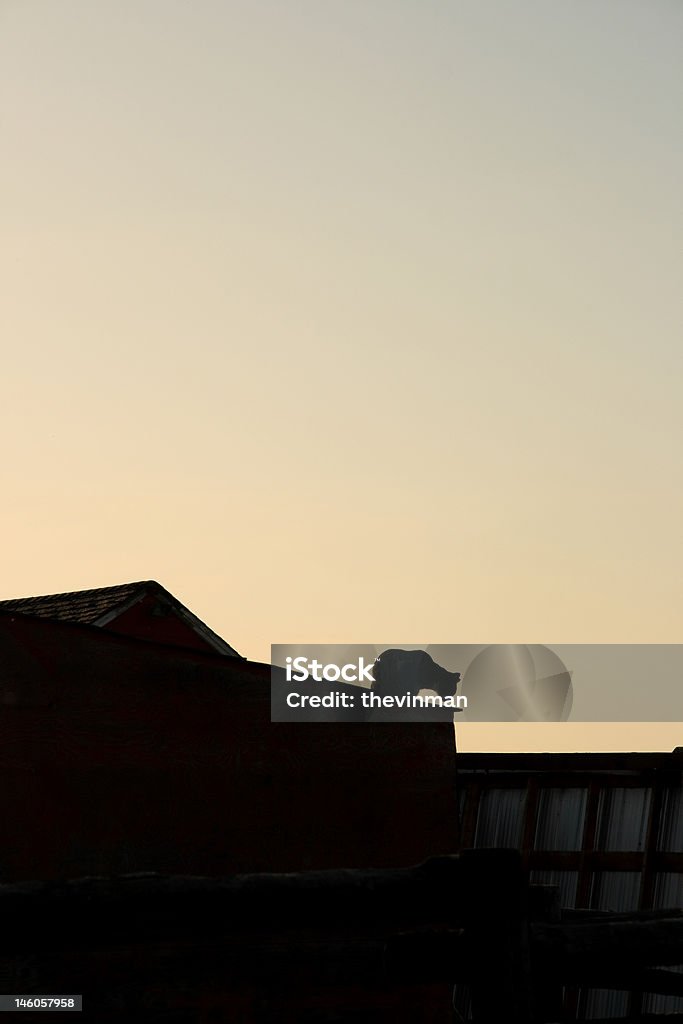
[456,752,683,1020]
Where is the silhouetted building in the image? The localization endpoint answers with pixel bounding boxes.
[0,587,460,1022]
[6,584,679,1020]
[0,580,242,657]
[0,595,458,881]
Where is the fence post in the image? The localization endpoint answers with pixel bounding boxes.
[530,884,565,1023]
[461,849,534,1023]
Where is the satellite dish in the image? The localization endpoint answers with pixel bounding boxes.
[458,644,573,721]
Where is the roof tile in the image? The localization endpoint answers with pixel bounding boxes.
[0,582,150,624]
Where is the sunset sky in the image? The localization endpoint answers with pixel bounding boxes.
[2,2,681,750]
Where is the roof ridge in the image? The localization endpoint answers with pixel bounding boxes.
[0,581,155,603]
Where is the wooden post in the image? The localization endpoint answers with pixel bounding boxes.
[461,849,534,1023]
[529,885,565,1023]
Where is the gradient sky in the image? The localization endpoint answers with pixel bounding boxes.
[2,2,681,750]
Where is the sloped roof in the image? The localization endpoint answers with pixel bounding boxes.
[0,582,146,625]
[0,581,242,658]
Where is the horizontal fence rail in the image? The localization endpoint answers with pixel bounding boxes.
[1,851,681,1022]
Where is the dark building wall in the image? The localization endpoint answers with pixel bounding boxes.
[0,613,459,882]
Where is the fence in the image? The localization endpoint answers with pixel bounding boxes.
[1,849,682,1022]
